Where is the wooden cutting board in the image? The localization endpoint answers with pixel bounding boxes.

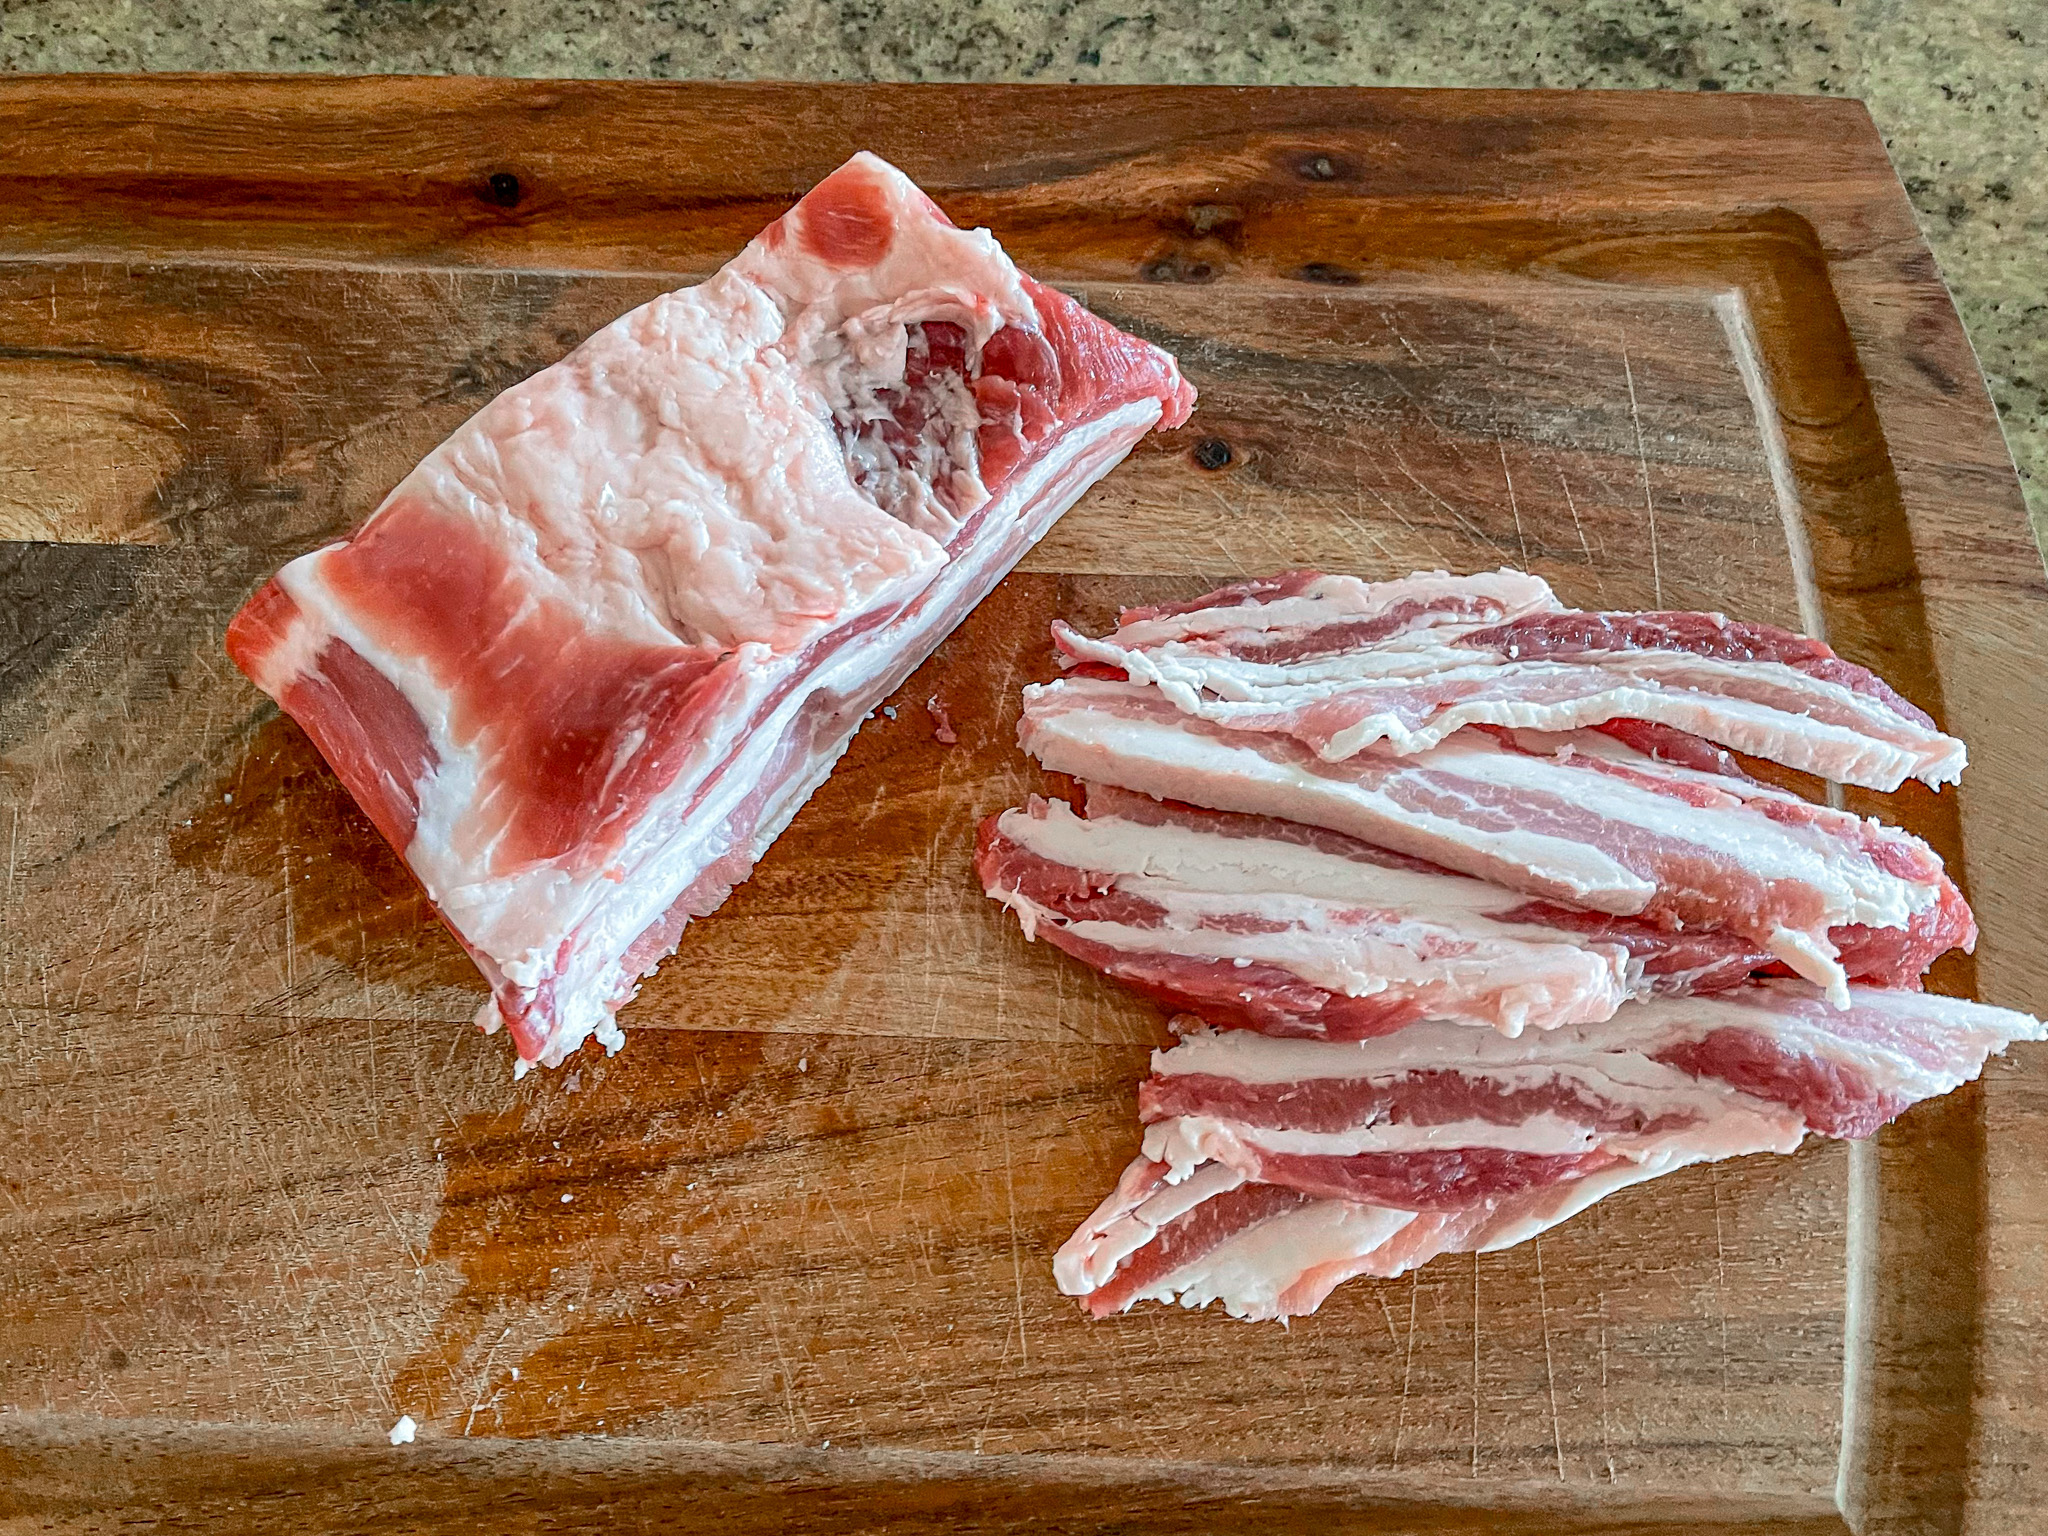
[2,79,2044,1535]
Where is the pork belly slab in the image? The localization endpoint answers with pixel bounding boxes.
[226,151,1194,1070]
[976,785,1776,1040]
[1018,677,1972,1004]
[1055,569,1965,791]
[1061,984,2043,1320]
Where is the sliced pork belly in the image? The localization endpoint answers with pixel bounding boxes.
[1054,1153,1670,1321]
[1139,982,2046,1203]
[226,151,1194,1070]
[976,785,1774,1039]
[1018,677,1972,1004]
[1056,570,1964,791]
[1059,982,2041,1320]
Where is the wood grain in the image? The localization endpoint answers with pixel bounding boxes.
[0,79,2042,1533]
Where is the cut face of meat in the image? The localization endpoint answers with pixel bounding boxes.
[1139,981,2045,1195]
[1055,571,1965,791]
[1017,676,1971,1004]
[975,788,1783,1039]
[226,151,1195,1070]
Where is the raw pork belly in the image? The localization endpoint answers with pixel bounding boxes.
[1062,985,2043,1320]
[226,151,1194,1069]
[988,568,2028,1322]
[1057,570,1965,791]
[976,786,1774,1040]
[1018,676,1971,1004]
[1140,981,2044,1196]
[1054,1153,1666,1321]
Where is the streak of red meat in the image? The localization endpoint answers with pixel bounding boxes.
[227,580,439,852]
[794,160,898,266]
[1086,1180,1315,1317]
[1035,923,1431,1039]
[1187,596,1517,666]
[1491,900,1771,989]
[1241,1147,1621,1208]
[1589,718,1757,782]
[1117,571,1325,628]
[1652,1027,1906,1139]
[321,498,737,876]
[1139,1070,1699,1138]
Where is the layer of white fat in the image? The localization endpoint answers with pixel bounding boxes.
[997,796,1531,916]
[1075,610,1965,792]
[1121,658,1929,792]
[519,398,1166,1066]
[1321,681,1919,784]
[1134,1198,1417,1321]
[242,559,345,696]
[1142,1083,1805,1172]
[1054,1159,1246,1295]
[1103,568,1559,652]
[1018,682,1659,913]
[1472,1155,1695,1253]
[992,884,1635,1033]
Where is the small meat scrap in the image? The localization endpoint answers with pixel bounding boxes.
[226,151,1194,1072]
[927,694,959,745]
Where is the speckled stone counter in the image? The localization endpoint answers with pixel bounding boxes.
[2,0,2040,540]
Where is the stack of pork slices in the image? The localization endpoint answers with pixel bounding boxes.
[975,570,2045,1322]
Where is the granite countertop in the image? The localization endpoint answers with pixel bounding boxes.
[1,0,2040,542]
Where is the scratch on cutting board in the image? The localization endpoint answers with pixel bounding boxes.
[1499,437,1530,568]
[1389,449,1513,565]
[1379,308,1425,367]
[1361,475,1452,568]
[1710,1162,1732,1424]
[1000,1095,1028,1372]
[1470,1250,1482,1478]
[1593,1199,1617,1483]
[1390,1270,1419,1470]
[1619,333,1663,606]
[463,1326,514,1435]
[1533,1234,1566,1482]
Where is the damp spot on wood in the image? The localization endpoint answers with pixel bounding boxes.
[1295,262,1364,287]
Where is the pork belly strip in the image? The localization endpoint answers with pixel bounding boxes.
[1017,677,1972,1004]
[1054,1154,1671,1321]
[1139,982,2046,1204]
[975,787,1777,1039]
[225,151,1194,1070]
[1055,569,1964,791]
